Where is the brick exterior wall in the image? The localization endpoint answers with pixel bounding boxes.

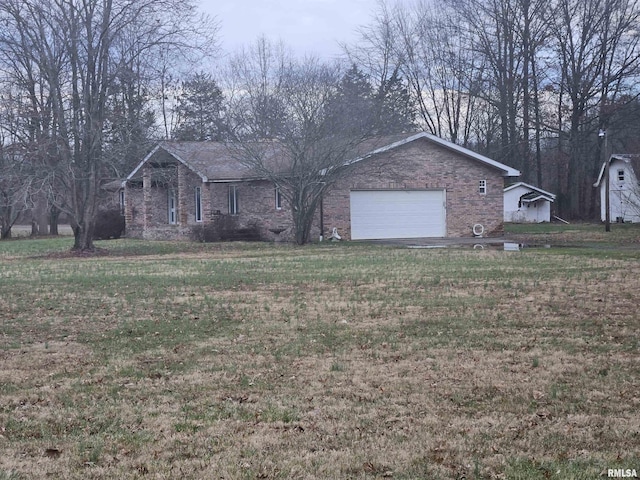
[208,180,295,241]
[126,164,207,241]
[125,165,295,241]
[321,137,505,240]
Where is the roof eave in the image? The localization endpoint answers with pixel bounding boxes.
[421,133,521,176]
[126,144,161,181]
[505,181,556,199]
[125,143,209,183]
[348,132,521,177]
[522,194,554,203]
[209,176,268,183]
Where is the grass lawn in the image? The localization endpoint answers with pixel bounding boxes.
[0,228,639,479]
[505,221,640,247]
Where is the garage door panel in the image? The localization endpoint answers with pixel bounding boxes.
[350,190,445,239]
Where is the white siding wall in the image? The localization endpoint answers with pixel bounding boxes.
[600,159,640,223]
[504,186,552,223]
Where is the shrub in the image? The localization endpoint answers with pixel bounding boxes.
[93,209,125,240]
[191,215,262,242]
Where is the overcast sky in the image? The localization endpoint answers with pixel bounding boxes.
[199,0,382,59]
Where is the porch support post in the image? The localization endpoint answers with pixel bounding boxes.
[124,185,133,226]
[178,164,187,225]
[203,182,212,224]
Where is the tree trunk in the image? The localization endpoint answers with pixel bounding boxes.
[1,224,11,239]
[1,203,14,239]
[49,206,60,236]
[293,207,313,245]
[49,205,60,236]
[34,192,49,235]
[72,220,95,251]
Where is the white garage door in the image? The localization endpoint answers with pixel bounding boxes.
[350,190,446,239]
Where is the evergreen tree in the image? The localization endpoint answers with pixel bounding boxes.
[326,65,376,137]
[374,69,416,135]
[173,72,227,141]
[327,65,415,137]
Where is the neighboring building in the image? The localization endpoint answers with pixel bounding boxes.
[122,132,520,242]
[504,182,556,223]
[594,154,640,223]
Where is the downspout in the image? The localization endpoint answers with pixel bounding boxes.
[319,194,324,242]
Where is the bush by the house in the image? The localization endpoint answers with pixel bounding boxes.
[93,209,125,240]
[191,215,262,242]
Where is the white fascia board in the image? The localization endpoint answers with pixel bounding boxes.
[420,133,521,177]
[347,132,521,177]
[594,162,607,187]
[125,144,161,181]
[125,143,209,182]
[209,176,266,183]
[521,194,555,203]
[505,181,556,200]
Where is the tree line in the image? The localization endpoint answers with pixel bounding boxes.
[347,0,640,220]
[1,0,639,249]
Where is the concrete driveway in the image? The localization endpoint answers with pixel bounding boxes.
[363,236,514,248]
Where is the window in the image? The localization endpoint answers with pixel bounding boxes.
[618,169,625,182]
[478,179,487,195]
[195,186,203,222]
[168,189,177,224]
[228,186,239,215]
[275,187,282,210]
[119,190,125,215]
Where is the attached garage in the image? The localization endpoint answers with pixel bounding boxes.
[350,189,446,240]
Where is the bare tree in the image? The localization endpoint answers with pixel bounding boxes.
[0,144,35,239]
[346,1,483,145]
[550,0,640,218]
[0,0,217,250]
[402,1,485,145]
[228,41,380,244]
[226,37,291,140]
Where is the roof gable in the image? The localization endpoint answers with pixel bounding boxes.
[347,132,521,177]
[594,154,640,187]
[520,192,554,203]
[126,141,277,183]
[504,181,556,201]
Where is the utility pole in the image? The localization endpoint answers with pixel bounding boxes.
[599,129,610,232]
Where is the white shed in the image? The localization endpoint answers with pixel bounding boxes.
[593,154,640,223]
[504,182,556,223]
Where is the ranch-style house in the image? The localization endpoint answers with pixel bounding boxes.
[122,132,520,242]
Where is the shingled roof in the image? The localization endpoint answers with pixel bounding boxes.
[126,141,289,182]
[504,182,556,202]
[126,132,521,183]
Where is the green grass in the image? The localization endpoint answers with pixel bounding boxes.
[0,232,638,479]
[505,221,640,246]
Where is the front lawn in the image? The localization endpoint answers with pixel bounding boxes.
[0,238,638,479]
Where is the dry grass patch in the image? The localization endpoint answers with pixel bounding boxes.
[0,241,638,479]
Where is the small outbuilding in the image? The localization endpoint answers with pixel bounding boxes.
[504,182,556,223]
[594,154,640,223]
